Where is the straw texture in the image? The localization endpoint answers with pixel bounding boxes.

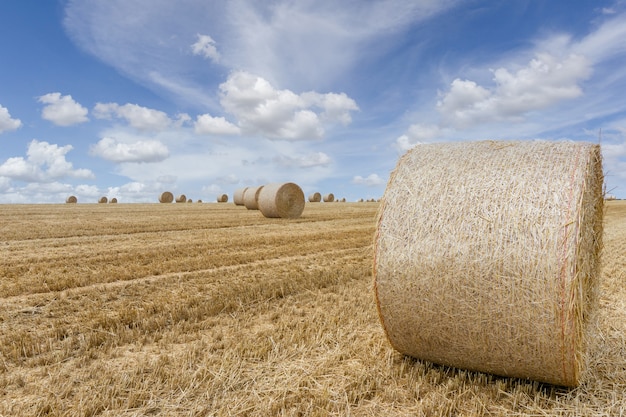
[98,197,108,204]
[308,192,322,203]
[159,192,174,203]
[258,182,306,219]
[65,196,77,204]
[233,187,248,206]
[176,194,187,203]
[373,140,604,387]
[217,194,228,203]
[110,198,118,204]
[323,193,334,202]
[243,186,264,210]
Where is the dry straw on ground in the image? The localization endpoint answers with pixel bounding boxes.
[159,192,174,203]
[65,196,77,204]
[98,197,108,204]
[176,194,187,203]
[243,186,264,210]
[217,194,228,203]
[258,182,306,219]
[308,192,321,202]
[373,140,604,387]
[233,187,248,206]
[323,193,334,202]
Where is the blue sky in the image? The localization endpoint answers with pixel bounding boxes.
[1,0,626,203]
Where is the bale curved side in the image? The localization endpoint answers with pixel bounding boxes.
[176,194,187,203]
[66,196,77,204]
[308,192,321,203]
[233,187,248,206]
[217,194,228,203]
[258,182,305,219]
[110,198,118,204]
[373,140,604,387]
[98,196,108,204]
[323,193,334,202]
[243,186,264,210]
[159,192,174,203]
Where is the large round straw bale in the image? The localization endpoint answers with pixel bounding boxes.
[217,194,228,203]
[176,194,187,203]
[110,198,118,204]
[258,182,305,219]
[308,192,321,202]
[233,187,248,206]
[66,195,77,204]
[159,191,174,203]
[243,186,264,210]
[373,140,604,387]
[98,196,108,204]
[323,193,334,202]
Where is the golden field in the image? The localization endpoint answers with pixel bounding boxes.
[0,201,625,416]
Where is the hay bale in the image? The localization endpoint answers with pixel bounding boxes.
[187,199,193,203]
[258,182,305,219]
[308,192,321,202]
[323,193,334,202]
[98,196,108,204]
[243,186,264,210]
[110,198,118,204]
[217,194,228,203]
[233,187,248,206]
[373,140,604,387]
[66,195,77,204]
[159,191,174,203]
[176,194,187,203]
[197,199,203,203]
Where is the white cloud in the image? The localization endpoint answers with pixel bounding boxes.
[194,114,240,135]
[353,173,384,187]
[395,124,445,151]
[93,102,173,131]
[38,93,89,126]
[0,104,22,133]
[437,53,592,128]
[274,151,331,168]
[0,140,94,182]
[90,137,170,163]
[219,71,358,140]
[191,34,220,62]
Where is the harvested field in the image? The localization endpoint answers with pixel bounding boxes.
[0,201,625,416]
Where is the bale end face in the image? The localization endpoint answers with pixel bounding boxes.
[159,192,174,203]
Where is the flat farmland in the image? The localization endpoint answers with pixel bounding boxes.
[1,201,625,416]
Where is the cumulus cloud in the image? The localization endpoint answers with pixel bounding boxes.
[191,34,220,62]
[352,173,384,186]
[90,137,170,163]
[0,140,94,182]
[273,151,331,168]
[194,114,240,135]
[93,102,174,131]
[38,93,89,126]
[219,71,358,140]
[395,124,444,151]
[437,53,592,128]
[0,104,22,134]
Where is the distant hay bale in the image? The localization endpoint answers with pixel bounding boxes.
[197,199,203,203]
[308,192,321,202]
[243,186,264,210]
[217,194,228,203]
[373,140,604,387]
[358,198,364,202]
[110,198,118,204]
[159,191,174,203]
[187,199,193,203]
[258,182,305,219]
[65,195,77,204]
[98,196,108,204]
[233,187,248,206]
[176,194,187,203]
[340,198,346,202]
[323,193,334,202]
